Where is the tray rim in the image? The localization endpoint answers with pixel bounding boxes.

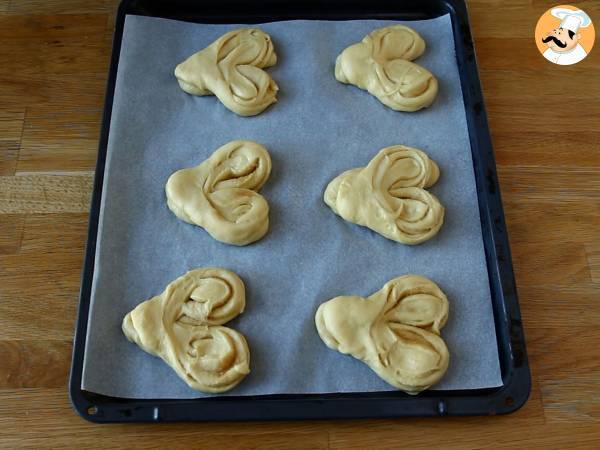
[69,0,531,422]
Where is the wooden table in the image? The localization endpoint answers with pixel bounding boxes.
[1,0,599,447]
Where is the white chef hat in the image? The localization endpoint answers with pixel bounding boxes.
[551,8,592,33]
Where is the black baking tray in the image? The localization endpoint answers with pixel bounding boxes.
[69,0,530,422]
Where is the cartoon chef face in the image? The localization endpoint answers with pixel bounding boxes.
[542,27,581,52]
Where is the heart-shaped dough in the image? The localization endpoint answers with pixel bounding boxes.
[315,274,449,394]
[324,144,444,245]
[122,268,250,393]
[175,28,278,116]
[166,140,272,246]
[335,25,438,112]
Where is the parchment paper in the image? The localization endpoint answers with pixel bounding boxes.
[82,14,503,398]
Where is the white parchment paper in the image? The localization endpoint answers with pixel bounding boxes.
[82,14,503,398]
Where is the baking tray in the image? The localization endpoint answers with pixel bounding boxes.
[69,0,530,422]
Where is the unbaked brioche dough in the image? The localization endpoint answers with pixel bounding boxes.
[315,274,449,394]
[175,28,278,116]
[324,145,444,245]
[166,140,272,246]
[335,25,438,112]
[122,268,250,393]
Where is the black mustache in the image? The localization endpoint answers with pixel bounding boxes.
[542,35,567,48]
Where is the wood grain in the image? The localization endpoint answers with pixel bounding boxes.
[0,109,25,175]
[0,214,25,254]
[18,107,102,172]
[0,174,92,213]
[5,0,116,15]
[0,0,599,447]
[0,213,87,340]
[0,340,72,389]
[586,242,600,284]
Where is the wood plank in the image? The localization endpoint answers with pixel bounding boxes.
[18,107,102,172]
[497,166,600,204]
[7,0,117,15]
[0,139,20,176]
[0,174,92,214]
[0,73,106,109]
[0,109,25,176]
[468,0,600,39]
[0,14,107,39]
[480,67,600,98]
[487,97,600,134]
[502,199,600,245]
[518,285,600,329]
[585,243,600,284]
[512,241,591,286]
[327,404,543,446]
[20,212,88,253]
[492,131,600,168]
[0,340,72,389]
[0,13,109,77]
[543,378,600,424]
[0,215,25,255]
[0,109,25,137]
[0,39,109,76]
[0,213,88,340]
[527,326,600,423]
[0,388,328,446]
[475,38,600,71]
[10,433,328,450]
[330,423,600,449]
[106,6,117,33]
[0,273,80,340]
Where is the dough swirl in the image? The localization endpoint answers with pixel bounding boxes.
[122,268,250,393]
[335,25,438,112]
[324,144,444,245]
[315,274,449,394]
[175,28,278,116]
[166,140,272,246]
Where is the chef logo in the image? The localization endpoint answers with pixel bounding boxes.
[535,5,595,65]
